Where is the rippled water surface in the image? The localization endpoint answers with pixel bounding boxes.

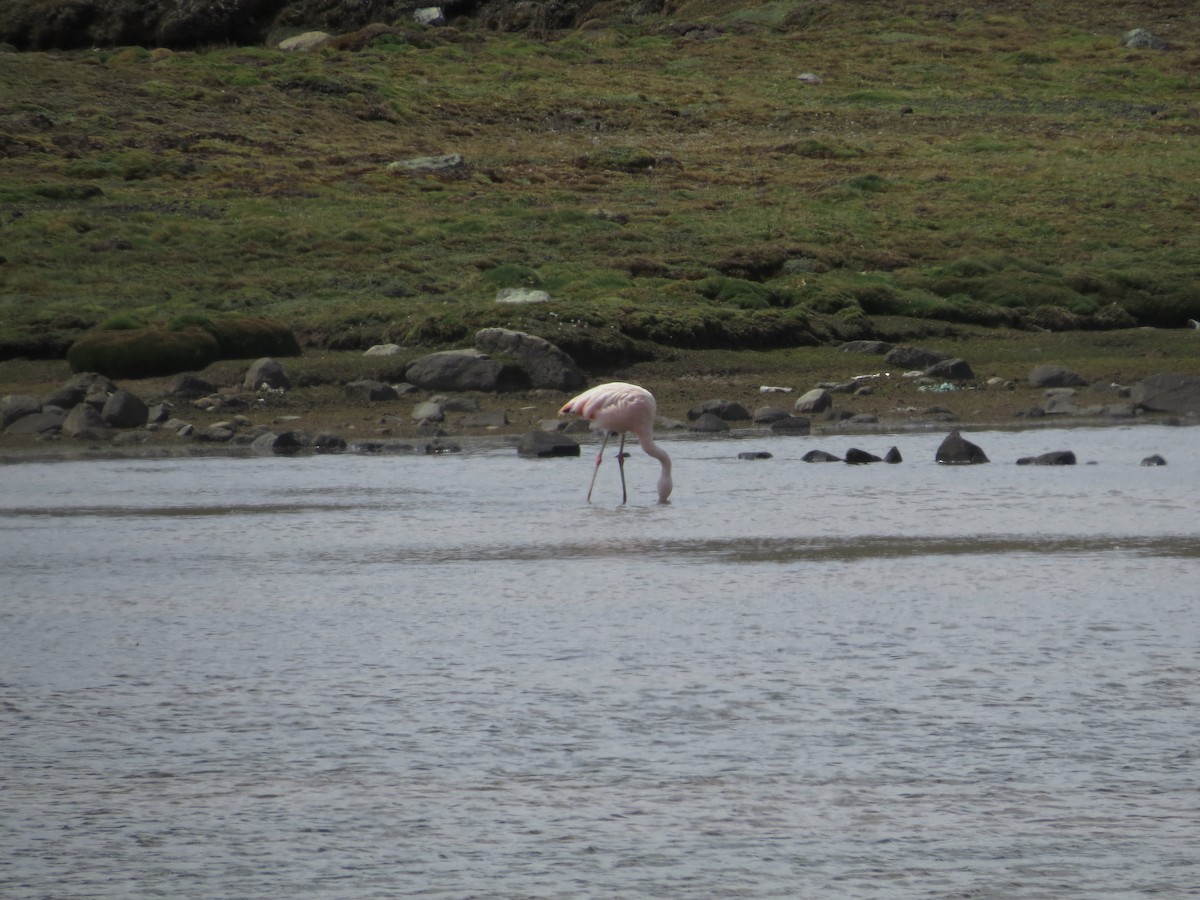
[2,426,1198,898]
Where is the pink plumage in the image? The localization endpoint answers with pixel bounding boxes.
[560,382,673,504]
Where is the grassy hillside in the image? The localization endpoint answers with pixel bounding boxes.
[1,0,1198,366]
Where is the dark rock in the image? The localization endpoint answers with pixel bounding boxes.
[518,430,581,458]
[43,383,88,410]
[5,410,66,435]
[925,358,974,380]
[1016,451,1076,466]
[406,349,527,392]
[884,446,902,463]
[244,357,291,391]
[688,412,730,432]
[62,403,114,439]
[737,451,773,460]
[885,345,951,369]
[314,433,347,454]
[251,430,309,455]
[1041,389,1080,415]
[794,388,832,414]
[474,327,585,391]
[844,448,882,464]
[1132,373,1200,416]
[170,374,218,397]
[1029,365,1089,388]
[1140,454,1167,466]
[344,379,399,402]
[802,449,841,462]
[425,440,461,454]
[771,416,812,434]
[687,399,751,421]
[840,340,893,355]
[936,429,989,464]
[1,394,41,429]
[101,389,148,427]
[753,405,791,424]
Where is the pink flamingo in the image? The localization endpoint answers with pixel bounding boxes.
[559,382,673,504]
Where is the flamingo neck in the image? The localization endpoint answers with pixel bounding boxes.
[639,431,673,502]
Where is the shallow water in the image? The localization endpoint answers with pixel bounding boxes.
[2,426,1197,898]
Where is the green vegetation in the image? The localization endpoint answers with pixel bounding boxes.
[2,2,1198,367]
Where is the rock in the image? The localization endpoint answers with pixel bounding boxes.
[1029,365,1089,388]
[387,153,464,174]
[5,410,65,435]
[688,412,730,432]
[244,357,291,391]
[198,425,235,442]
[848,413,879,424]
[43,382,88,410]
[278,30,331,51]
[170,373,218,397]
[314,433,347,454]
[802,449,841,462]
[251,431,309,455]
[101,389,148,427]
[771,416,812,434]
[884,446,902,464]
[62,403,114,439]
[753,405,791,424]
[1141,454,1167,466]
[425,440,461,454]
[794,388,833,414]
[1041,389,1080,415]
[495,287,552,305]
[840,340,893,355]
[1121,28,1169,50]
[737,451,773,460]
[936,429,989,464]
[687,399,751,421]
[345,380,399,402]
[885,346,951,369]
[147,402,173,424]
[405,349,527,392]
[411,400,445,422]
[1016,451,1076,466]
[474,327,585,391]
[2,394,41,429]
[844,448,882,464]
[462,410,508,428]
[925,358,974,380]
[413,7,445,26]
[364,343,405,356]
[517,430,580,458]
[440,395,481,413]
[1132,373,1200,415]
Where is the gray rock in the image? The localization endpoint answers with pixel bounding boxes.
[687,399,751,421]
[925,358,974,380]
[1121,28,1168,50]
[885,346,951,369]
[688,412,730,432]
[101,389,149,428]
[462,409,508,428]
[753,405,791,424]
[440,395,481,413]
[244,357,291,391]
[794,388,833,414]
[884,446,902,463]
[936,429,989,464]
[844,448,882,464]
[413,7,445,26]
[1041,389,1080,415]
[474,327,585,391]
[364,343,405,356]
[170,374,218,397]
[802,449,841,462]
[412,401,445,422]
[1029,365,1089,388]
[63,403,114,439]
[1132,372,1200,415]
[495,287,552,305]
[148,402,173,424]
[1016,451,1076,466]
[278,30,331,51]
[345,380,399,402]
[840,340,893,355]
[314,433,347,454]
[1141,454,1167,466]
[406,349,527,392]
[770,416,811,434]
[517,430,580,458]
[5,410,66,435]
[2,394,41,429]
[387,153,464,174]
[737,451,773,460]
[251,431,309,455]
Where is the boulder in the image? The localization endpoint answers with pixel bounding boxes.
[794,388,833,414]
[278,31,331,51]
[244,357,291,391]
[1041,389,1080,415]
[936,429,989,464]
[517,430,580,458]
[495,288,552,305]
[170,373,219,397]
[1132,373,1200,416]
[63,403,114,439]
[687,399,751,421]
[314,433,347,454]
[688,412,730,432]
[1029,365,1088,388]
[344,380,399,402]
[251,431,309,455]
[770,416,811,434]
[737,451,773,460]
[413,7,445,25]
[405,349,527,392]
[844,448,882,464]
[5,410,65,435]
[364,343,405,356]
[474,327,585,391]
[1121,28,1169,50]
[885,345,951,369]
[802,449,841,462]
[925,358,974,380]
[753,405,791,424]
[884,446,902,464]
[411,401,445,422]
[1016,451,1076,466]
[2,394,41,429]
[101,389,148,427]
[1141,454,1167,466]
[387,154,464,174]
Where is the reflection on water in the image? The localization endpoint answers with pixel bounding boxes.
[1,427,1197,898]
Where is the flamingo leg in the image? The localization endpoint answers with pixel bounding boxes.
[586,431,611,502]
[617,433,628,505]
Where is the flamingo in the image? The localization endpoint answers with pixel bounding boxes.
[559,382,673,504]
